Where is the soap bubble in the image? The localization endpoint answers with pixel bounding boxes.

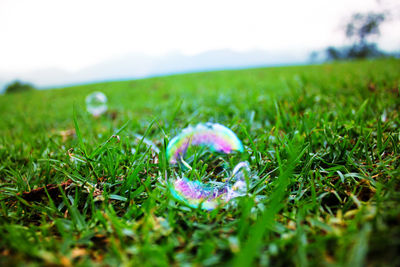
[166,123,254,210]
[86,91,107,116]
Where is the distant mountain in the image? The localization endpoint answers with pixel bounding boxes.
[0,80,6,93]
[0,49,309,92]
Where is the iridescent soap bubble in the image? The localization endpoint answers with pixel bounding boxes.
[166,123,252,210]
[85,91,108,116]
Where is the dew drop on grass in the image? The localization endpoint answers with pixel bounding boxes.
[86,91,108,116]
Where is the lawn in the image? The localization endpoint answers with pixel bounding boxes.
[0,59,399,266]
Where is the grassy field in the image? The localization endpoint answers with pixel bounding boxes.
[0,59,399,266]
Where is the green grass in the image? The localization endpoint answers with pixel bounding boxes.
[0,59,399,266]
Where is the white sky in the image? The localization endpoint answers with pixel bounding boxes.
[0,0,399,73]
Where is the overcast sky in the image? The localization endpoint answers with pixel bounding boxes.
[0,0,399,86]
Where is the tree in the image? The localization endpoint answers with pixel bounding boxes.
[346,12,385,45]
[4,80,35,94]
[325,11,386,60]
[325,47,343,61]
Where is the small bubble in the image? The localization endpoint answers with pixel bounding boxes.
[86,91,108,116]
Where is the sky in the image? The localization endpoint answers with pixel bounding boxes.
[0,0,399,89]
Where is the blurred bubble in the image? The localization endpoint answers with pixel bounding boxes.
[86,91,108,116]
